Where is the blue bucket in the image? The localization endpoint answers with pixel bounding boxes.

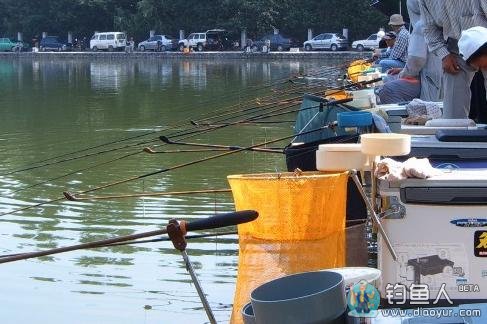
[337,111,373,128]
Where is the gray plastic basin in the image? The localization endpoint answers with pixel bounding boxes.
[241,302,256,324]
[250,271,346,324]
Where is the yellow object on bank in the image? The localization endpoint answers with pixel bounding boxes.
[227,171,349,324]
[347,59,372,83]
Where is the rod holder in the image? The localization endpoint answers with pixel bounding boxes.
[349,170,398,261]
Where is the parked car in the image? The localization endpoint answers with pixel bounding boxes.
[249,34,292,52]
[40,36,71,51]
[205,30,236,51]
[352,33,382,51]
[303,33,348,51]
[138,35,177,52]
[178,29,235,52]
[0,38,24,52]
[179,32,205,51]
[90,32,126,51]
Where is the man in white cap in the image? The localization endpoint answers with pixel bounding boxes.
[420,0,487,118]
[376,14,410,72]
[459,26,487,71]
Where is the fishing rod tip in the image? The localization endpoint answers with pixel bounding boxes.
[143,147,156,154]
[63,191,77,201]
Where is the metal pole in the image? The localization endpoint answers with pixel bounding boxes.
[350,171,398,261]
[182,251,217,324]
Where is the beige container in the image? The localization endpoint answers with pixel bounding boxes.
[360,133,411,156]
[316,144,369,171]
[348,89,376,109]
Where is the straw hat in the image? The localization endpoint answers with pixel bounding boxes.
[459,26,487,62]
[389,14,405,26]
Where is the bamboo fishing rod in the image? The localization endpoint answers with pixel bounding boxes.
[64,188,232,201]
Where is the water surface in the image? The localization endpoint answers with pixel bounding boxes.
[0,57,342,323]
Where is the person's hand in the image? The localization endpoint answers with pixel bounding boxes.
[387,68,402,75]
[442,54,461,74]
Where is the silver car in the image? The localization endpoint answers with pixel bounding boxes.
[137,35,176,52]
[303,33,348,51]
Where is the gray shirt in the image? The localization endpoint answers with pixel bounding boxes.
[419,0,487,60]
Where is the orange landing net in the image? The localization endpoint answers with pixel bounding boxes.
[227,171,349,324]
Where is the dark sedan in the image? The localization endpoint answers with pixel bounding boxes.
[249,34,292,52]
[40,36,71,52]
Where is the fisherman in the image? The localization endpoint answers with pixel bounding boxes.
[376,0,443,104]
[373,31,397,61]
[419,0,487,118]
[374,14,409,72]
[459,27,487,73]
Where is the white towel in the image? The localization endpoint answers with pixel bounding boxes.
[375,157,440,181]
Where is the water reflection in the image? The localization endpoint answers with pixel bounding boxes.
[0,57,334,323]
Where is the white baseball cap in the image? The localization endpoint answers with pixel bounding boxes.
[459,26,487,62]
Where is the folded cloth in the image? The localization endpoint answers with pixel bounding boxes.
[406,98,442,119]
[375,158,405,181]
[375,157,440,181]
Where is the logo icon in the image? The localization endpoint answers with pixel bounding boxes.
[347,279,380,318]
[475,231,487,257]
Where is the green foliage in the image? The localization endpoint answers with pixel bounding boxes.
[0,0,388,43]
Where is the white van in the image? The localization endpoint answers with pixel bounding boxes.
[90,32,126,51]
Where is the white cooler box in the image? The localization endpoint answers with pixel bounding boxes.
[406,135,487,169]
[378,170,487,303]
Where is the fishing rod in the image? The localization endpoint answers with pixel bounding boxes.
[4,95,303,195]
[7,95,303,195]
[159,78,374,143]
[146,79,376,154]
[2,83,309,178]
[4,77,373,196]
[1,58,362,177]
[64,188,232,201]
[0,137,159,176]
[10,151,142,194]
[0,230,239,258]
[0,121,337,218]
[189,120,295,127]
[1,131,159,177]
[158,136,284,154]
[0,75,295,177]
[0,210,258,264]
[143,147,229,153]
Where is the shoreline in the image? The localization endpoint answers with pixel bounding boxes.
[0,50,368,60]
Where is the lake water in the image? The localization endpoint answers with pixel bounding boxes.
[0,57,344,323]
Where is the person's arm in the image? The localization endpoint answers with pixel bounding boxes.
[419,0,450,60]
